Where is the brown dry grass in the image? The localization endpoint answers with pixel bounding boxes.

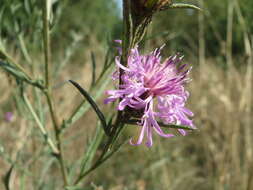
[2,55,252,190]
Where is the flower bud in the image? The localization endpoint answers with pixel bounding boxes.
[132,0,172,16]
[145,0,172,11]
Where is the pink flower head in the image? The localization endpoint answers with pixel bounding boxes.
[104,45,195,147]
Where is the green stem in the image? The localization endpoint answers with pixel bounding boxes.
[43,0,51,88]
[74,0,148,186]
[42,1,68,186]
[44,91,69,186]
[23,94,59,154]
[122,0,133,66]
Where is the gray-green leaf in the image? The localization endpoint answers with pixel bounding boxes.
[168,3,202,12]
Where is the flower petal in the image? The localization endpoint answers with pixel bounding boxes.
[130,123,147,146]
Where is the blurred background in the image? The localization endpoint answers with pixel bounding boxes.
[0,0,252,189]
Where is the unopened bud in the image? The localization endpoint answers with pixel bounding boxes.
[131,0,172,20]
[145,0,172,11]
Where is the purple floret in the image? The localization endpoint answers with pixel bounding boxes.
[105,45,195,147]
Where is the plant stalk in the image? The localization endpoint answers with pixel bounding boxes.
[44,91,69,186]
[43,0,51,88]
[23,93,59,154]
[42,0,68,186]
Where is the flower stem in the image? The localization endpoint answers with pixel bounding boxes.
[122,0,132,66]
[44,91,68,186]
[43,0,50,89]
[42,0,68,186]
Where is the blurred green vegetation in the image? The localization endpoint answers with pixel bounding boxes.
[1,0,252,59]
[0,0,121,56]
[151,0,253,58]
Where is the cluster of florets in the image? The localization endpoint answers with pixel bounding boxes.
[105,45,195,147]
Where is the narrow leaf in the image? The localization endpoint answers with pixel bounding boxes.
[90,52,96,88]
[126,119,195,130]
[0,51,44,89]
[168,3,202,11]
[79,123,104,175]
[158,123,195,130]
[65,186,84,190]
[65,74,111,129]
[3,165,14,190]
[69,80,109,136]
[103,48,111,69]
[0,61,29,81]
